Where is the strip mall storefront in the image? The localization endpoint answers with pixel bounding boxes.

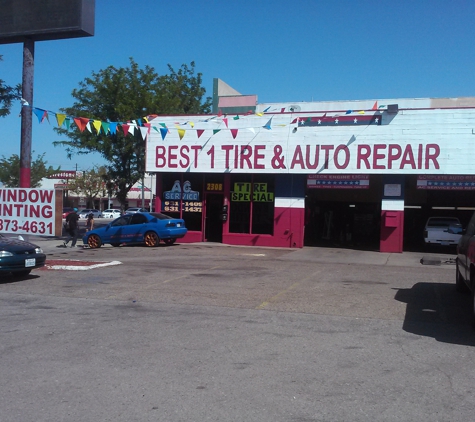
[146,97,475,252]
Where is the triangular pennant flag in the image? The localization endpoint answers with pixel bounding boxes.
[358,111,365,114]
[73,117,89,132]
[345,110,352,114]
[159,123,167,128]
[56,113,67,127]
[43,110,50,123]
[197,129,205,138]
[137,118,142,126]
[122,124,130,135]
[86,122,93,133]
[140,127,149,140]
[128,125,136,136]
[247,128,255,134]
[217,109,222,117]
[213,129,221,135]
[263,106,270,112]
[256,112,264,116]
[109,122,117,135]
[231,129,238,139]
[233,115,240,120]
[152,126,160,133]
[223,118,228,128]
[160,127,168,140]
[65,117,71,130]
[190,121,194,128]
[263,118,272,130]
[92,120,102,134]
[33,108,44,123]
[101,121,110,134]
[178,129,185,140]
[372,101,378,110]
[143,123,151,133]
[143,116,149,123]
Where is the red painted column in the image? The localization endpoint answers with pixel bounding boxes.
[380,207,404,253]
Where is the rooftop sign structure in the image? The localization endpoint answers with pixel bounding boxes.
[0,0,95,44]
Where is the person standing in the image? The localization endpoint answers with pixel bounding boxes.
[64,208,80,248]
[85,213,94,232]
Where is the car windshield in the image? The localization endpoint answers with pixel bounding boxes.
[427,218,460,227]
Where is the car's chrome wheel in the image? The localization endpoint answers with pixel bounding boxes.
[87,234,102,249]
[144,231,159,247]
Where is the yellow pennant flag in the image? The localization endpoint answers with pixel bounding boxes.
[56,113,67,127]
[92,120,102,134]
[178,129,186,140]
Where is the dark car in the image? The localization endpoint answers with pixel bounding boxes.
[456,211,475,321]
[82,212,187,248]
[0,234,46,276]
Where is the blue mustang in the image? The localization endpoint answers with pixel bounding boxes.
[83,212,187,248]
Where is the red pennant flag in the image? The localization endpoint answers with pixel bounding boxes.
[197,129,205,138]
[372,101,378,110]
[231,129,238,139]
[223,118,228,128]
[73,117,90,132]
[122,124,130,135]
[217,109,222,117]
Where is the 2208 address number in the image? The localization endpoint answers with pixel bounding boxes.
[0,218,53,234]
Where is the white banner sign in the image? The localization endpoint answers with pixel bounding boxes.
[145,109,474,175]
[0,188,55,236]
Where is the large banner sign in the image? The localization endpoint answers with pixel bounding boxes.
[0,188,55,235]
[145,109,474,175]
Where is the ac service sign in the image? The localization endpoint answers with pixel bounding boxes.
[0,188,55,235]
[145,109,475,175]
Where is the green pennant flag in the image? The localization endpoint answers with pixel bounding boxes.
[213,129,221,135]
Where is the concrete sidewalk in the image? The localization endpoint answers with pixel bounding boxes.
[21,234,457,270]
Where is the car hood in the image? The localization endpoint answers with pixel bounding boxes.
[0,237,40,252]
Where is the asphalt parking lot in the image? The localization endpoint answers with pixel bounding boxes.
[1,231,474,421]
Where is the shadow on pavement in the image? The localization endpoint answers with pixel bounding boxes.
[394,282,475,346]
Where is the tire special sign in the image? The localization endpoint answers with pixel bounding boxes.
[0,188,55,235]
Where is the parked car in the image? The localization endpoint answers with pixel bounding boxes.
[78,209,103,219]
[0,234,46,276]
[125,207,148,214]
[62,207,75,218]
[456,212,475,321]
[423,217,462,245]
[83,212,187,248]
[102,209,122,218]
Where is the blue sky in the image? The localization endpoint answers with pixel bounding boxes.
[1,0,475,171]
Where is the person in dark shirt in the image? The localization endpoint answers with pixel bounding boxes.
[64,208,80,248]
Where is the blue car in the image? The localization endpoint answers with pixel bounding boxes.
[83,212,187,248]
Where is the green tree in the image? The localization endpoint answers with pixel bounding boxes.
[0,55,21,118]
[54,58,211,208]
[65,166,107,208]
[0,153,60,187]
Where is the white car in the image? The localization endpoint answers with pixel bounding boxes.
[102,209,122,218]
[78,209,103,219]
[125,207,148,214]
[423,217,462,245]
